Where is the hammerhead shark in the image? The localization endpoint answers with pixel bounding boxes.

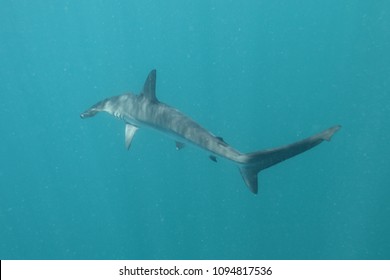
[81,69,340,194]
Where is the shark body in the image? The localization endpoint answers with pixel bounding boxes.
[81,69,340,194]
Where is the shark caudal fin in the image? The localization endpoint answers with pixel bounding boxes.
[238,125,341,194]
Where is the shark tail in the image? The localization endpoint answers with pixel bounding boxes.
[238,125,341,194]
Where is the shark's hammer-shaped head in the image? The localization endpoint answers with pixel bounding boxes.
[80,107,99,119]
[80,94,137,121]
[80,70,157,121]
[80,99,108,119]
[80,96,122,119]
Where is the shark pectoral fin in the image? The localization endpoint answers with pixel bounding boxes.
[125,124,138,150]
[175,141,185,150]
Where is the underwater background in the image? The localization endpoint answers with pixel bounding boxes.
[1,0,389,260]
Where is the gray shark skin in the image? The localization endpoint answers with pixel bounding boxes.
[81,69,341,194]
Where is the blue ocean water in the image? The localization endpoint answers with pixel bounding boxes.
[1,0,389,260]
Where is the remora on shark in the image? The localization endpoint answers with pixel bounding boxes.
[81,69,340,194]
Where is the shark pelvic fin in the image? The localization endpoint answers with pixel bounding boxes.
[125,124,138,150]
[141,69,157,102]
[209,155,218,162]
[175,141,185,150]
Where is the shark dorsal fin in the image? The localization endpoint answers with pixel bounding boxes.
[141,69,157,102]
